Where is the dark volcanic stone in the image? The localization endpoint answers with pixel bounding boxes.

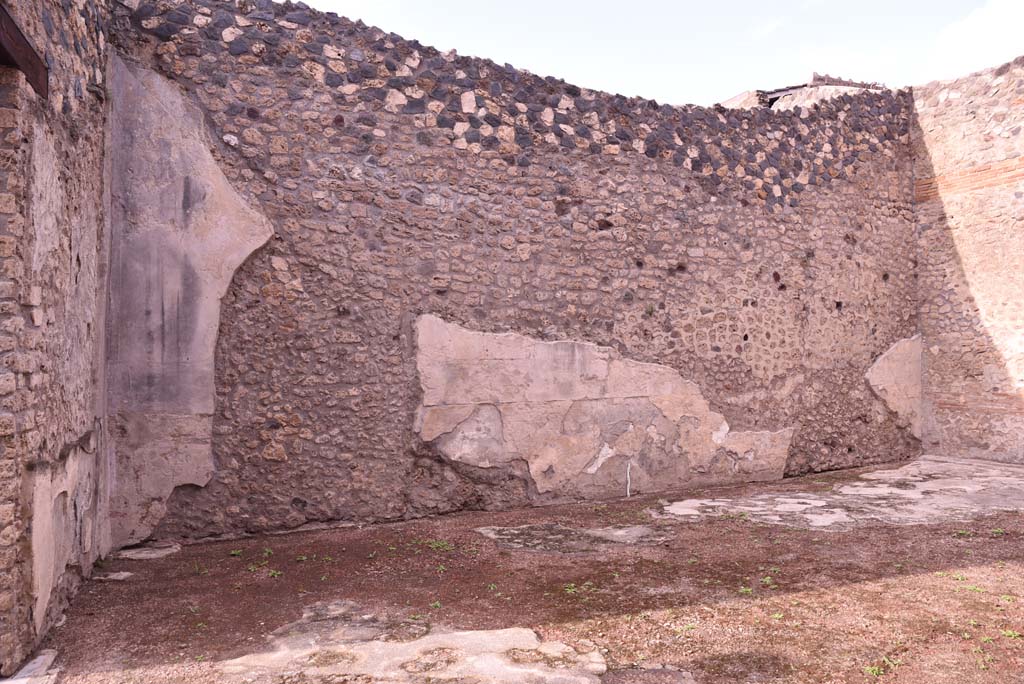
[403,99,426,114]
[131,4,158,21]
[164,8,191,25]
[151,23,180,40]
[284,11,312,25]
[228,39,251,56]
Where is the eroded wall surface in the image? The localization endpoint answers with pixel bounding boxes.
[0,0,110,674]
[107,0,921,540]
[912,57,1024,463]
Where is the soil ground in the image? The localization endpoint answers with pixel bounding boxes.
[40,459,1024,683]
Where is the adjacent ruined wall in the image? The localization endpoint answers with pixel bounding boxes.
[912,58,1024,463]
[0,1,110,675]
[109,0,920,540]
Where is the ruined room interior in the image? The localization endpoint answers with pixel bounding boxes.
[0,0,1022,681]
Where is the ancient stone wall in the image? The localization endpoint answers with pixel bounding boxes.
[0,0,1019,672]
[0,0,111,675]
[106,0,921,540]
[912,57,1024,463]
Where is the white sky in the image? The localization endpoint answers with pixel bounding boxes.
[300,0,1024,106]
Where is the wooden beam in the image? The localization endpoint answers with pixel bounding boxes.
[0,5,47,100]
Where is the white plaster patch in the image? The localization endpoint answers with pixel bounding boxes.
[31,448,101,634]
[107,56,274,548]
[94,571,134,581]
[662,455,1024,528]
[112,542,181,560]
[584,443,617,475]
[217,600,605,683]
[866,335,923,438]
[8,649,58,684]
[476,523,672,552]
[415,315,794,500]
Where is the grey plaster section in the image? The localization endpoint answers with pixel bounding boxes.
[93,572,133,581]
[111,542,181,561]
[29,447,103,635]
[476,523,673,552]
[218,600,606,683]
[661,455,1024,528]
[602,668,697,684]
[106,55,273,547]
[8,649,58,684]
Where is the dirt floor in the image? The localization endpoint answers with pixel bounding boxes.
[35,456,1024,683]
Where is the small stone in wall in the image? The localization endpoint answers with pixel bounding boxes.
[384,89,407,113]
[302,61,326,83]
[261,441,288,461]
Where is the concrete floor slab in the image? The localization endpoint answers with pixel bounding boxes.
[662,455,1024,528]
[38,456,1024,683]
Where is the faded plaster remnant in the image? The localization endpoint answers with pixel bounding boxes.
[106,56,273,547]
[662,455,1024,528]
[476,523,673,552]
[866,335,923,439]
[30,447,101,635]
[415,315,794,500]
[111,541,181,561]
[7,649,58,684]
[29,123,62,273]
[218,600,605,683]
